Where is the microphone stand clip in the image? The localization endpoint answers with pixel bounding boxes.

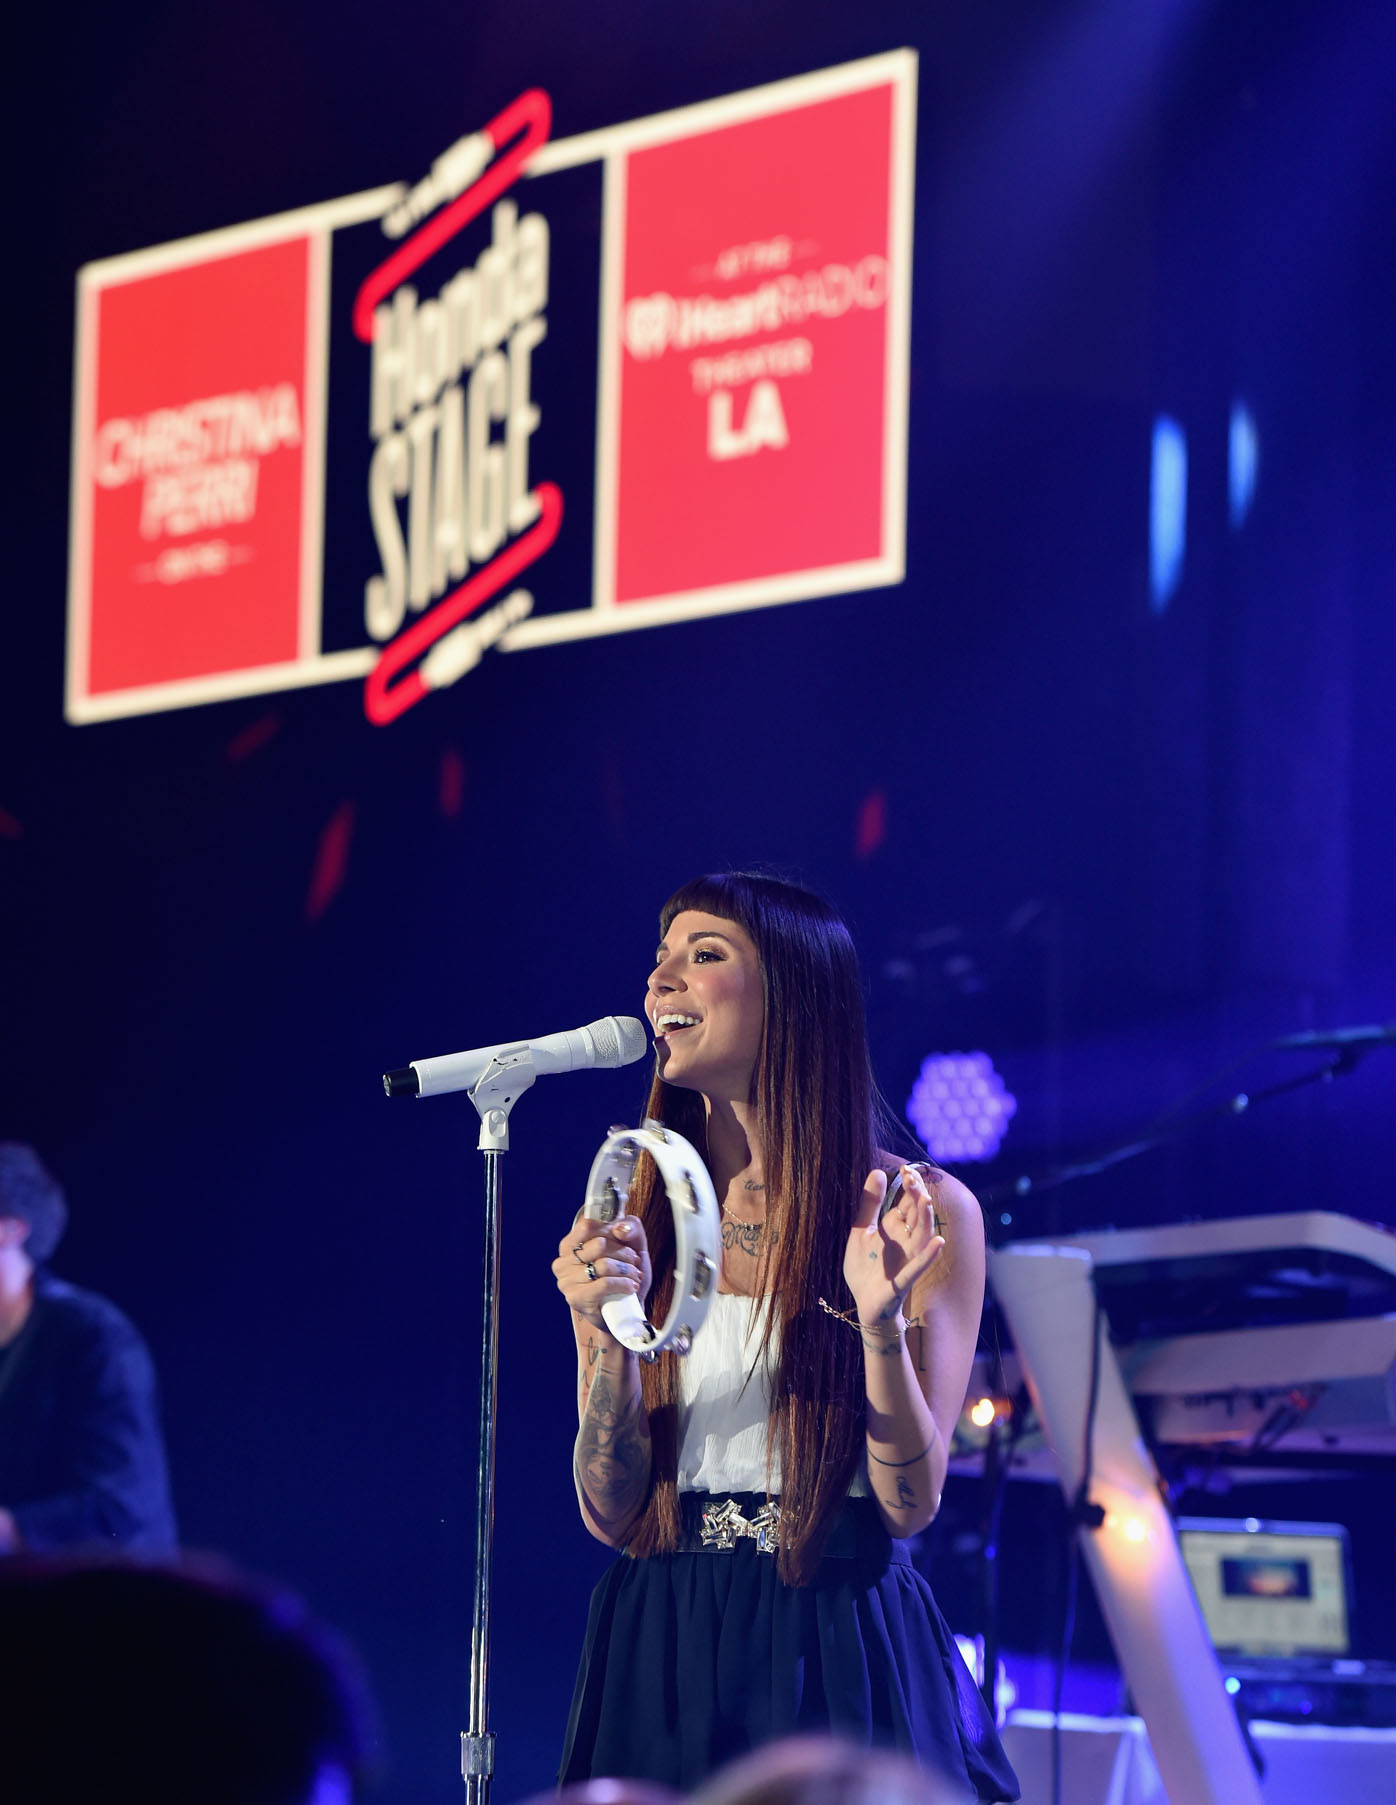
[469,1047,536,1151]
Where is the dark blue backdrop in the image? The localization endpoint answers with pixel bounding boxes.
[5,3,1393,1799]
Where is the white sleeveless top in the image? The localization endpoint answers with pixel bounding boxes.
[675,1292,869,1496]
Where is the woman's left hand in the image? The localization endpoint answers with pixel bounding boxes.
[842,1165,946,1327]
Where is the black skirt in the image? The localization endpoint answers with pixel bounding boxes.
[560,1494,1020,1800]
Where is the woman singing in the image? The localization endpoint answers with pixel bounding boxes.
[552,872,1018,1800]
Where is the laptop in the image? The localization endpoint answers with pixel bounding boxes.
[1175,1516,1394,1725]
[1176,1516,1352,1660]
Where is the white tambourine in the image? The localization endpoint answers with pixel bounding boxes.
[584,1120,720,1359]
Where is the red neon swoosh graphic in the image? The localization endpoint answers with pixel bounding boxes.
[363,482,563,726]
[353,88,552,343]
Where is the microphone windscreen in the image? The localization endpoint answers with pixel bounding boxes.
[588,1015,648,1068]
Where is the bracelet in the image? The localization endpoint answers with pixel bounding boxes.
[818,1297,919,1332]
[867,1437,936,1469]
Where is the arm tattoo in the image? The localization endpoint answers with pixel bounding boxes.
[880,1475,920,1513]
[866,1438,935,1468]
[861,1330,904,1356]
[575,1370,651,1524]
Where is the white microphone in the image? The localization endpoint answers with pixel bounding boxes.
[383,1015,649,1099]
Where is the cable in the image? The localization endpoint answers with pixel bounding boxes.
[1247,1385,1323,1456]
[1054,1286,1106,1805]
[1073,1288,1107,1532]
[1052,1532,1081,1805]
[979,1378,1031,1719]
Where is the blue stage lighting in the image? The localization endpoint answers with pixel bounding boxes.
[1228,400,1258,530]
[1149,416,1187,612]
[906,1052,1017,1162]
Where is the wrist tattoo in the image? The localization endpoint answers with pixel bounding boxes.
[861,1330,904,1356]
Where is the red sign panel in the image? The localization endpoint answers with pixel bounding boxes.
[614,83,894,604]
[64,192,394,724]
[83,237,311,695]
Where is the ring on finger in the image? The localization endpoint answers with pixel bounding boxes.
[585,1261,598,1281]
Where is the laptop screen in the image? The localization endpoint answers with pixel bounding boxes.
[1176,1517,1352,1658]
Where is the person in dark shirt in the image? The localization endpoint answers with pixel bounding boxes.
[0,1143,177,1554]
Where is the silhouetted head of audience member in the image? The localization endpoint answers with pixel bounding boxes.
[516,1781,679,1805]
[0,1142,68,1266]
[517,1783,679,1805]
[685,1736,973,1805]
[0,1554,377,1803]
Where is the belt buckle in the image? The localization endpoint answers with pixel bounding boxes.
[751,1501,782,1554]
[698,1497,781,1554]
[699,1498,744,1550]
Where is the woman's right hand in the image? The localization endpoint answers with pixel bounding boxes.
[552,1211,651,1331]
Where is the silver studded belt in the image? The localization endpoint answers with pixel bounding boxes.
[697,1496,783,1553]
[672,1493,912,1566]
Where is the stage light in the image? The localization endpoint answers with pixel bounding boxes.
[1228,401,1258,530]
[906,1051,1017,1161]
[1149,415,1187,612]
[954,1635,1017,1719]
[1102,1507,1155,1546]
[970,1397,997,1428]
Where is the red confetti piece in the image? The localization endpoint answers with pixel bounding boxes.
[854,788,886,860]
[225,713,282,763]
[439,748,466,819]
[0,805,22,840]
[306,801,355,921]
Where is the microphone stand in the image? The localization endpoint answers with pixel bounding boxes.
[458,1047,537,1805]
[982,1041,1383,1211]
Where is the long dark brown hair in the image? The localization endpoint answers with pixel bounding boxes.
[621,871,909,1585]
